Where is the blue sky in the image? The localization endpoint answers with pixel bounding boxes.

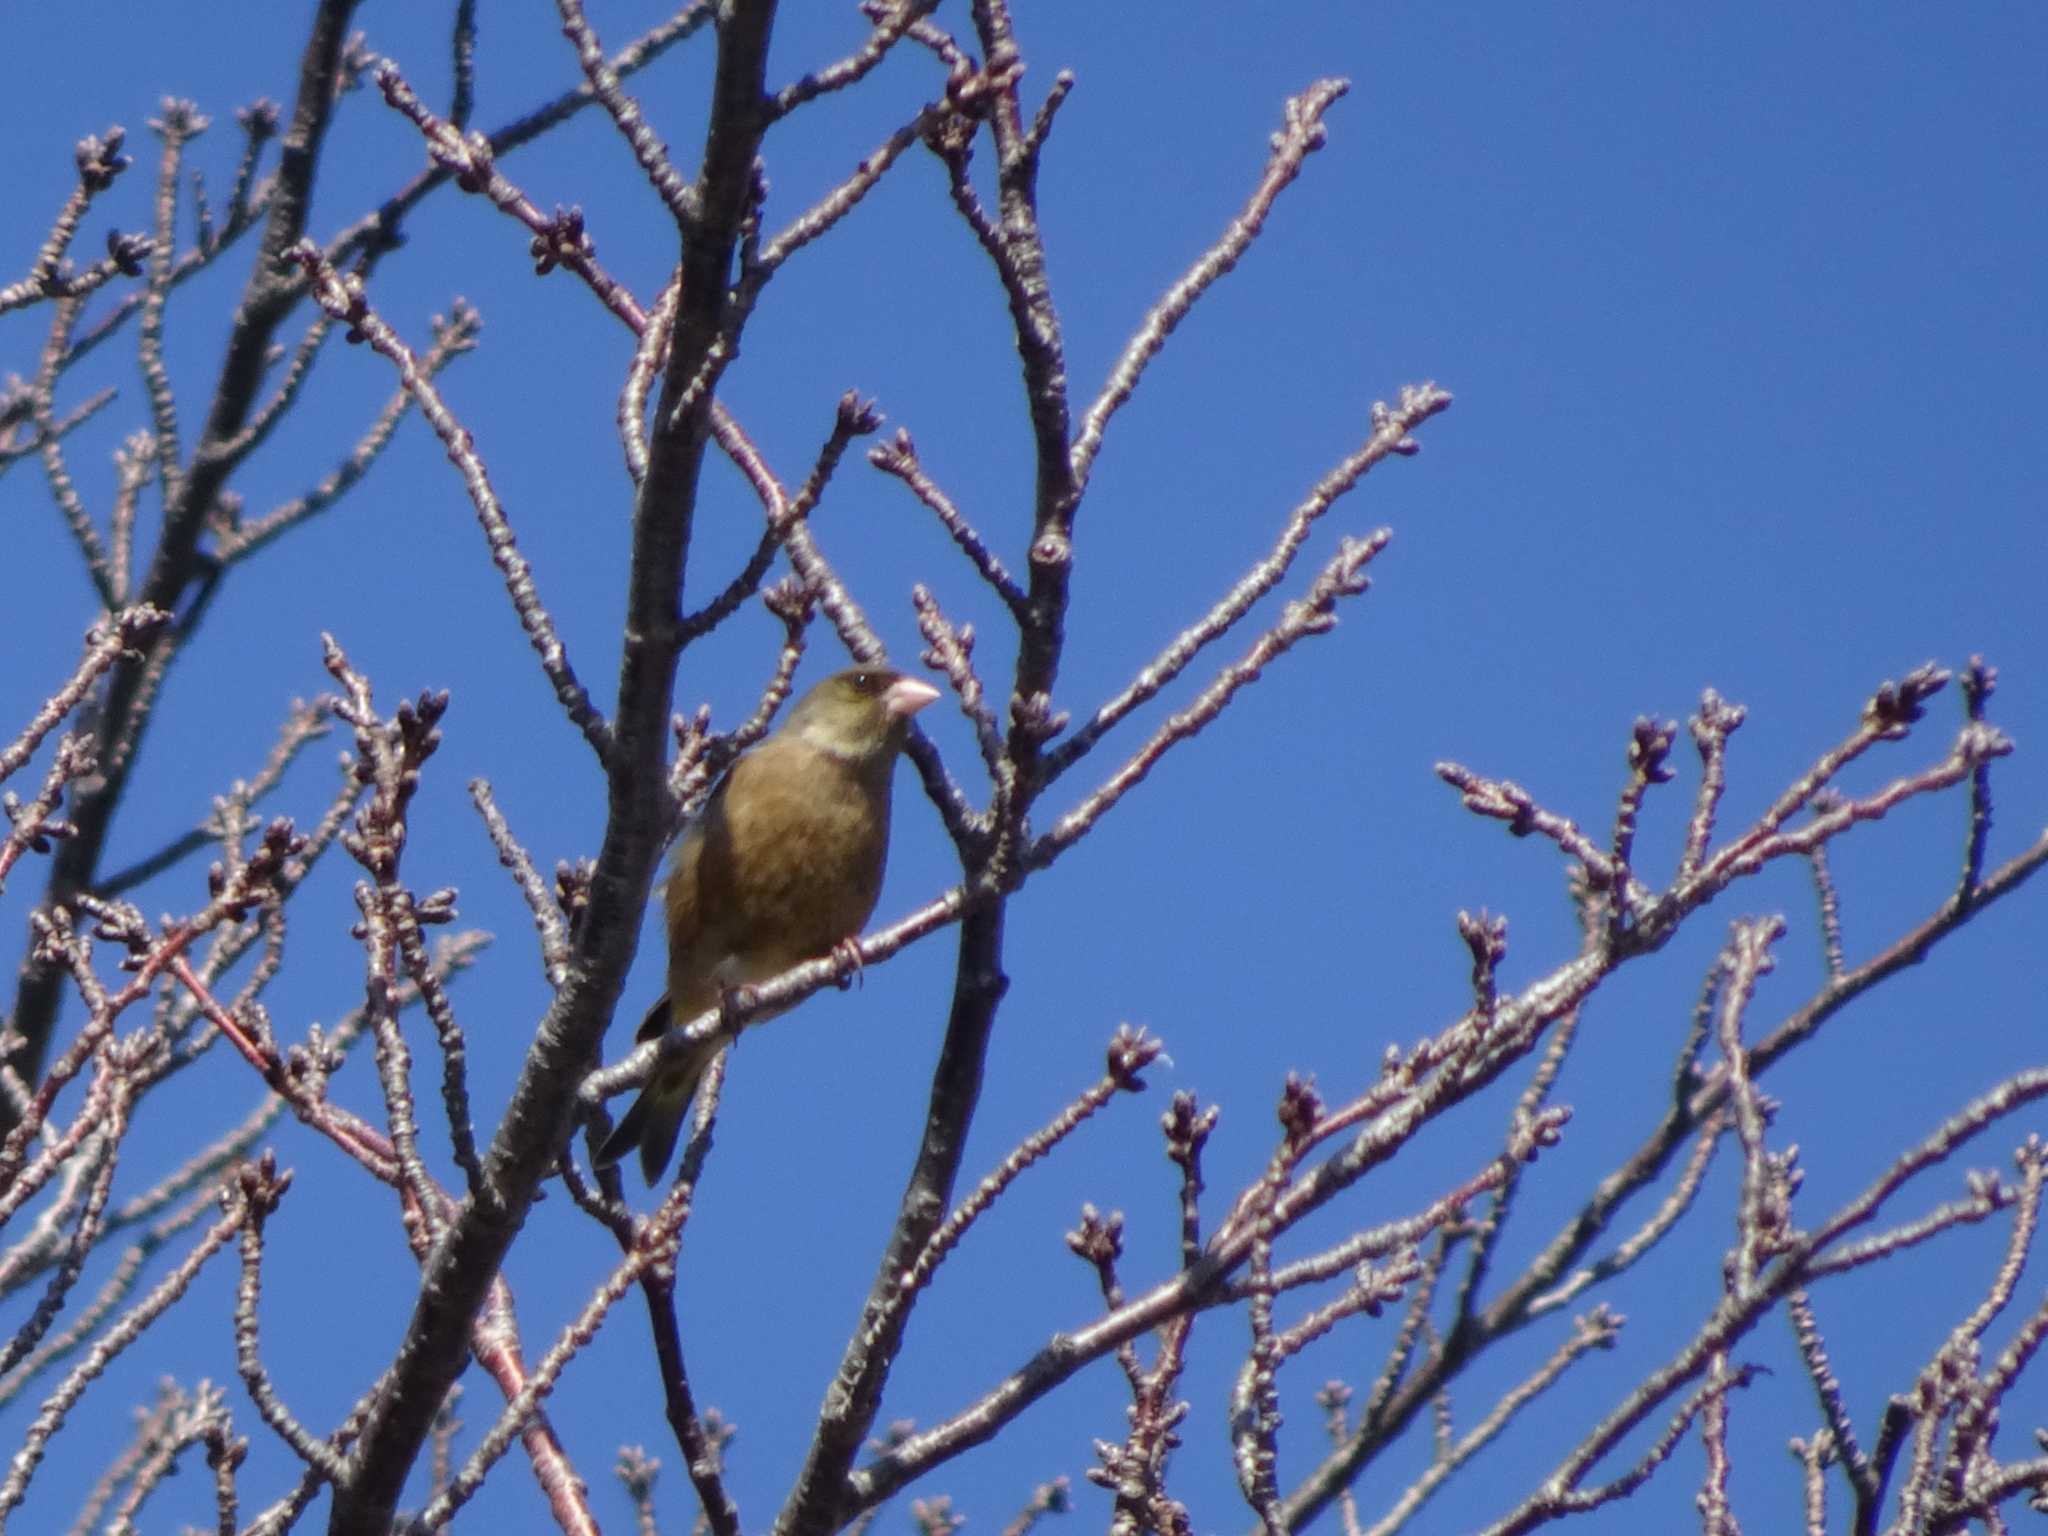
[3,4,2045,1532]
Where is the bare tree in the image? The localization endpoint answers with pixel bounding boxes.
[2,5,2044,1534]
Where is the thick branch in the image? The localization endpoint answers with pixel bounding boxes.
[325,4,783,1529]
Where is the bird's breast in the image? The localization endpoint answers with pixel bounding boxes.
[665,743,893,1007]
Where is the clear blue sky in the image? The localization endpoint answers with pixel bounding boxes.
[3,4,2044,1531]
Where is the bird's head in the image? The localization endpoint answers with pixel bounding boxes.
[784,666,941,764]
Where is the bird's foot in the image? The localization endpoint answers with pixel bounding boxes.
[718,984,759,1028]
[830,937,865,991]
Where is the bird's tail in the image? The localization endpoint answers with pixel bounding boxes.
[593,1008,728,1185]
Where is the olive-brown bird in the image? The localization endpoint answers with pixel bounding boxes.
[596,665,941,1184]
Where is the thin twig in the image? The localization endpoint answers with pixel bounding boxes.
[287,245,611,764]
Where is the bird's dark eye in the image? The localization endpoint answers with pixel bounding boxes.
[849,670,879,694]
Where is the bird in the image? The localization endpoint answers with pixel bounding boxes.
[595,664,941,1184]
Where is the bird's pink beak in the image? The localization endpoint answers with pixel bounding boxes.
[883,676,942,720]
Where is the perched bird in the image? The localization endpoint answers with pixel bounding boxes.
[596,665,941,1184]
